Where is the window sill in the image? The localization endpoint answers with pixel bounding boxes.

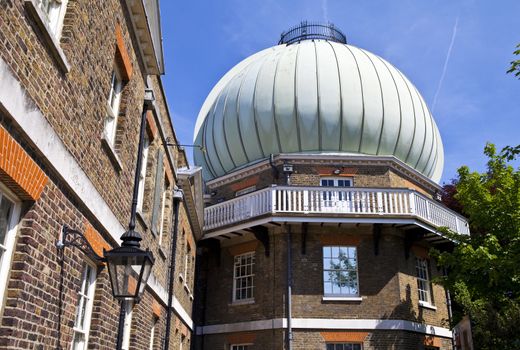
[101,134,123,172]
[322,296,363,302]
[183,283,191,294]
[24,0,70,73]
[419,301,437,310]
[229,299,255,306]
[136,210,148,230]
[158,246,168,260]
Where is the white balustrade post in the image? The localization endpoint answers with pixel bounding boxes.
[408,192,415,215]
[376,192,383,213]
[271,187,277,213]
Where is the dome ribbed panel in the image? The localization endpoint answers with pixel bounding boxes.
[295,41,319,151]
[212,86,236,172]
[205,98,226,175]
[317,42,342,150]
[237,58,265,163]
[335,44,364,152]
[255,49,282,156]
[416,93,435,173]
[372,55,401,156]
[274,44,300,153]
[431,124,444,182]
[222,72,249,167]
[392,69,416,163]
[194,41,444,182]
[402,74,426,168]
[351,46,384,155]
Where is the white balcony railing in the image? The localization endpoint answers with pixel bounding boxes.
[204,186,470,235]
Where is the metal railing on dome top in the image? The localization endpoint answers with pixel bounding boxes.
[279,21,347,45]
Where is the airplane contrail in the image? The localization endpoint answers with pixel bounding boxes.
[432,16,459,113]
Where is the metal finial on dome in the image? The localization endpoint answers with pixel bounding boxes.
[279,21,347,45]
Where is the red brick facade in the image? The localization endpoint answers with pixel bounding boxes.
[0,1,199,349]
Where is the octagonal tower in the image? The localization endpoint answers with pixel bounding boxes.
[193,23,465,350]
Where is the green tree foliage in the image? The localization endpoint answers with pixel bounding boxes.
[433,143,520,349]
[507,43,520,78]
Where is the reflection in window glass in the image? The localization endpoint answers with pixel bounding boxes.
[323,246,359,296]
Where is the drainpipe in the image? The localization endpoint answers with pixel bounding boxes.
[286,224,293,350]
[444,268,455,350]
[269,154,279,180]
[163,188,183,350]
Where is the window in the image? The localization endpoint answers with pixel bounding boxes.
[104,67,123,146]
[136,133,150,212]
[233,252,255,302]
[323,246,359,296]
[158,180,169,246]
[71,263,97,350]
[121,300,133,350]
[235,185,256,197]
[36,0,68,38]
[231,345,251,350]
[179,335,185,350]
[326,343,362,350]
[149,316,158,350]
[320,177,353,206]
[416,257,432,304]
[0,185,21,313]
[320,177,353,188]
[184,242,191,282]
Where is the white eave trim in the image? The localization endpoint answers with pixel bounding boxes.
[202,216,441,240]
[197,318,452,338]
[124,0,164,75]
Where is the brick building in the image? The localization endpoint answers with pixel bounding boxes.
[192,23,469,350]
[0,0,202,349]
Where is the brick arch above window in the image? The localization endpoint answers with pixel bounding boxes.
[0,125,48,201]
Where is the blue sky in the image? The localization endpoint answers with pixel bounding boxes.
[160,0,519,184]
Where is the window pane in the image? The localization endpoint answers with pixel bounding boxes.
[71,332,85,350]
[323,246,359,296]
[0,196,13,245]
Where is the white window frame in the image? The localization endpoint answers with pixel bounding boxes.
[184,246,190,282]
[416,257,432,305]
[158,182,169,247]
[104,67,123,147]
[323,246,359,297]
[36,0,69,38]
[149,316,158,350]
[0,184,21,314]
[235,185,256,197]
[325,343,363,350]
[231,344,252,350]
[121,300,133,350]
[232,251,255,303]
[136,133,150,212]
[320,177,353,209]
[320,177,353,187]
[71,263,97,350]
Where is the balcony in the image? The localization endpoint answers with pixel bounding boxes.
[204,186,470,237]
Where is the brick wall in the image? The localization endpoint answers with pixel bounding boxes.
[0,0,197,348]
[197,224,451,349]
[207,162,436,203]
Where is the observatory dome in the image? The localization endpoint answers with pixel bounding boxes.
[194,24,444,182]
